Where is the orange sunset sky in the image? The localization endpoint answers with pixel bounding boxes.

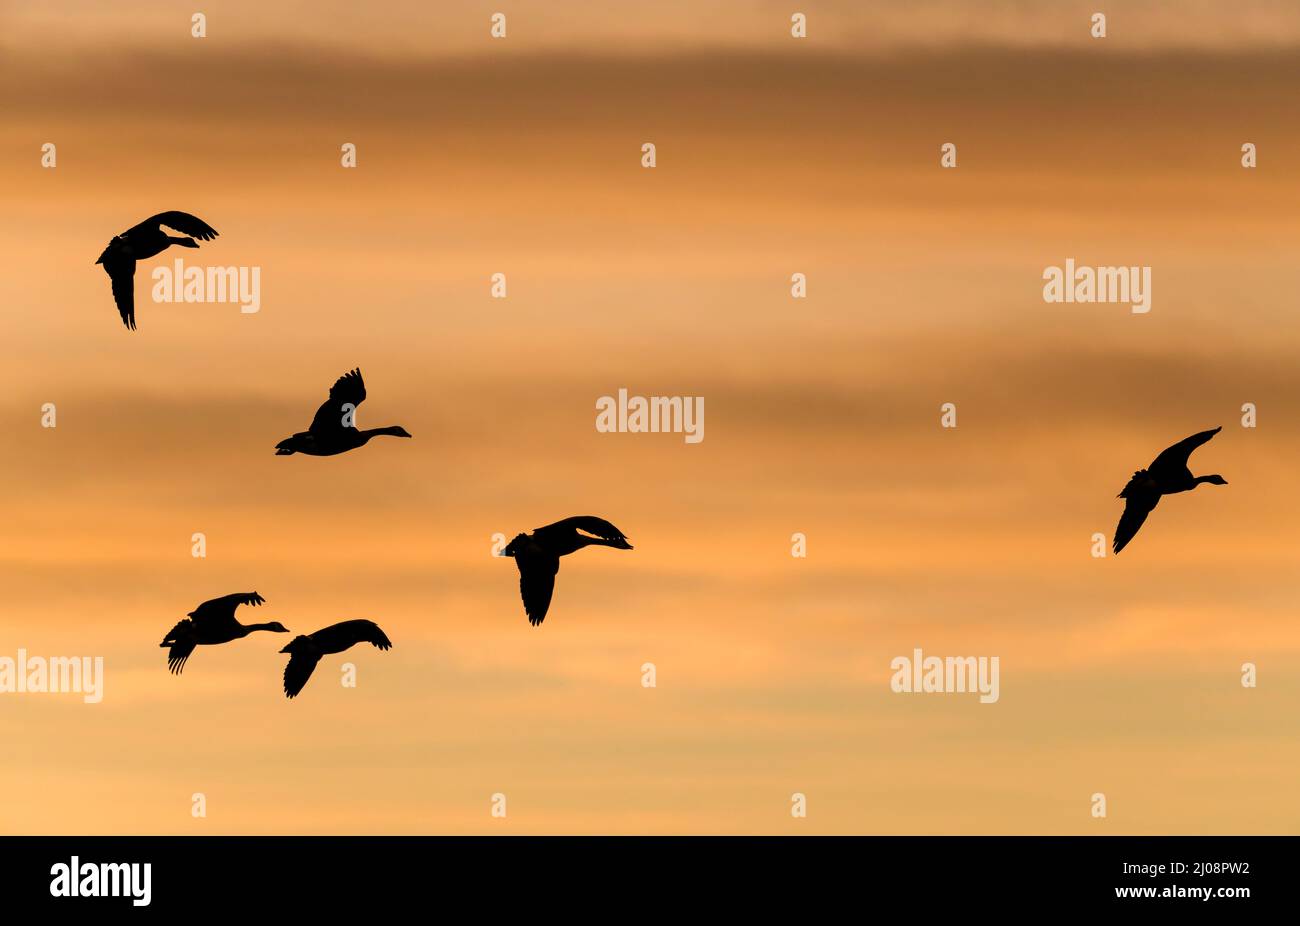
[1,1,1299,834]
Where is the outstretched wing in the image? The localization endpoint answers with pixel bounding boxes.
[131,211,219,241]
[516,554,559,626]
[197,591,264,611]
[190,591,265,628]
[309,368,366,435]
[160,619,196,674]
[319,619,393,651]
[540,516,629,543]
[1150,427,1221,475]
[351,619,392,650]
[1114,476,1160,554]
[283,652,321,699]
[102,257,137,330]
[165,638,196,674]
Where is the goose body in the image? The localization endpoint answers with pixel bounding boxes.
[159,592,288,674]
[275,368,411,456]
[280,619,392,698]
[96,211,219,330]
[500,516,633,626]
[1113,426,1228,554]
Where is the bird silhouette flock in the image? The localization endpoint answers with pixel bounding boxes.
[104,211,1216,697]
[100,217,634,696]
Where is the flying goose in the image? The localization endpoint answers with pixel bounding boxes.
[275,368,412,456]
[500,516,633,626]
[95,211,219,330]
[160,592,288,674]
[1114,426,1228,554]
[280,620,393,698]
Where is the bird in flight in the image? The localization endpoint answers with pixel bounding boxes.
[95,211,219,330]
[275,368,412,456]
[1113,427,1228,554]
[500,516,633,626]
[280,620,393,698]
[159,592,288,675]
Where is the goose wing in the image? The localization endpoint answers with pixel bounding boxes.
[1113,479,1160,554]
[353,619,392,650]
[102,256,137,330]
[540,516,629,543]
[308,368,366,435]
[516,553,560,626]
[1150,427,1221,475]
[130,211,219,241]
[283,652,322,699]
[320,619,392,651]
[190,591,265,629]
[159,619,196,675]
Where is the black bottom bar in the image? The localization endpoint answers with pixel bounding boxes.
[0,836,1279,913]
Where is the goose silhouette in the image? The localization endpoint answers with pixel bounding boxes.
[1113,426,1228,554]
[280,620,392,698]
[95,211,219,330]
[275,368,412,456]
[159,592,288,674]
[500,516,633,626]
